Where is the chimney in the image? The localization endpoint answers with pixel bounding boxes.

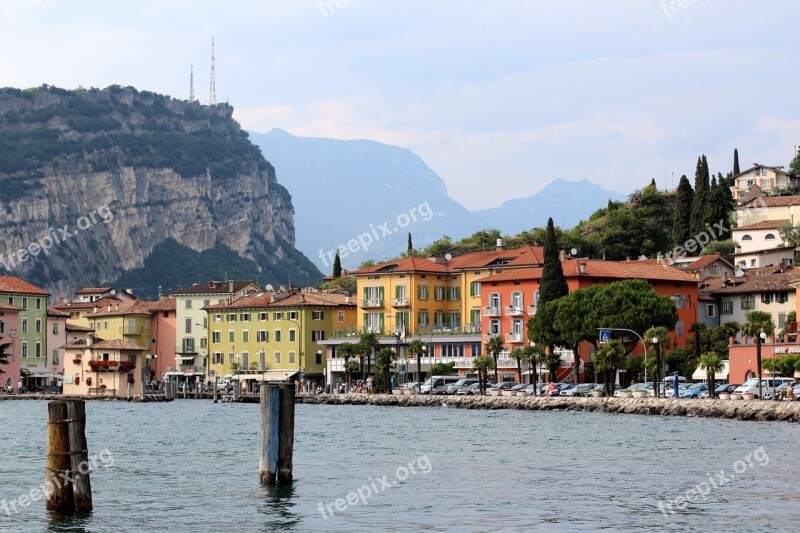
[559,250,566,262]
[579,261,587,275]
[229,281,234,293]
[87,334,94,346]
[107,305,111,312]
[93,306,98,314]
[496,238,505,251]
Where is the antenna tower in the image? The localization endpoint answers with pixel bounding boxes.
[189,64,195,102]
[209,37,217,105]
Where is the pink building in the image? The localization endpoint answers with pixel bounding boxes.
[146,297,176,384]
[0,303,22,391]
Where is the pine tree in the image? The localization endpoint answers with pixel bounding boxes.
[407,233,413,255]
[538,218,569,308]
[733,148,740,176]
[332,250,342,280]
[672,175,693,247]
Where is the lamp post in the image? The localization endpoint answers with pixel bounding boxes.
[757,331,766,399]
[651,336,659,397]
[419,344,427,394]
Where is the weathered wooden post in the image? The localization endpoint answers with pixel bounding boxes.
[195,381,200,399]
[65,400,93,512]
[46,401,74,512]
[213,383,218,403]
[233,381,240,402]
[259,383,295,485]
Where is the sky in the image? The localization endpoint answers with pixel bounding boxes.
[1,0,799,210]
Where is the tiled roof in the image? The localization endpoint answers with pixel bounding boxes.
[449,245,545,269]
[171,280,261,296]
[90,339,147,351]
[714,268,800,295]
[211,291,355,310]
[47,307,71,318]
[51,296,121,311]
[733,219,789,231]
[0,302,22,312]
[732,246,795,257]
[75,287,112,295]
[477,259,698,283]
[0,276,49,296]
[146,297,176,312]
[350,257,450,275]
[680,253,734,271]
[65,323,94,332]
[741,196,800,208]
[85,299,154,317]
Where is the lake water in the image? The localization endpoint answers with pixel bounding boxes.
[0,400,798,532]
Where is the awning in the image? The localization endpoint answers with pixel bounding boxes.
[21,366,54,377]
[692,360,730,381]
[175,355,197,360]
[226,371,299,382]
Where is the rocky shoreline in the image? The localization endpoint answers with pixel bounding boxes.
[299,393,800,422]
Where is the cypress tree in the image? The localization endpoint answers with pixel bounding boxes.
[332,250,342,280]
[690,156,708,238]
[407,233,413,255]
[733,148,740,176]
[538,218,569,308]
[672,175,693,247]
[650,178,657,188]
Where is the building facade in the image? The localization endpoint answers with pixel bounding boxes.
[0,276,50,390]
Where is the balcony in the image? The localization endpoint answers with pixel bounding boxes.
[392,297,410,307]
[505,306,524,317]
[484,306,501,317]
[505,332,523,343]
[527,304,538,316]
[483,333,501,342]
[361,298,384,308]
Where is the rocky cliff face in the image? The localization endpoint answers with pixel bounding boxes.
[0,85,321,297]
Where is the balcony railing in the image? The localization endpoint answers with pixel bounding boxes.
[361,298,384,308]
[392,297,410,307]
[505,306,524,317]
[483,333,501,342]
[505,332,523,343]
[527,304,538,316]
[484,306,501,317]
[331,325,483,339]
[166,366,206,373]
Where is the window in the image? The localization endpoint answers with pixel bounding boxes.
[35,319,41,333]
[289,330,296,342]
[35,342,41,358]
[241,313,251,322]
[255,330,267,342]
[227,313,237,322]
[705,304,716,318]
[21,319,27,332]
[765,233,776,240]
[204,299,210,307]
[288,311,298,320]
[364,312,383,334]
[510,292,523,310]
[52,349,58,364]
[228,352,234,365]
[434,286,446,301]
[242,353,249,369]
[259,312,268,321]
[469,281,481,297]
[673,294,685,308]
[741,295,755,310]
[315,352,322,365]
[185,300,193,309]
[418,285,429,300]
[200,338,207,349]
[289,351,296,364]
[741,235,752,241]
[182,338,195,353]
[676,321,684,336]
[750,259,757,267]
[0,321,5,334]
[312,330,325,342]
[469,309,481,329]
[417,311,429,327]
[214,353,223,365]
[434,311,445,327]
[203,317,207,329]
[488,293,501,312]
[273,312,283,321]
[185,318,192,334]
[21,297,27,309]
[312,311,324,320]
[36,298,41,310]
[779,313,787,328]
[761,293,773,304]
[21,342,27,357]
[447,287,460,301]
[722,301,733,315]
[489,320,500,336]
[228,331,235,343]
[242,330,249,343]
[214,314,222,323]
[338,311,345,322]
[447,312,460,328]
[471,343,481,356]
[777,292,789,304]
[274,352,281,364]
[259,351,266,369]
[275,330,282,342]
[212,331,221,343]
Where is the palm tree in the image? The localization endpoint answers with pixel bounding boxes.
[485,336,505,383]
[522,345,538,391]
[407,339,427,393]
[375,347,396,394]
[592,339,625,396]
[698,351,724,399]
[357,332,379,383]
[511,347,526,384]
[471,355,495,394]
[541,350,562,383]
[644,326,671,398]
[344,359,360,392]
[0,342,9,374]
[336,342,358,392]
[743,310,774,398]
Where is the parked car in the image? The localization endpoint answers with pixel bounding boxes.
[550,383,577,397]
[446,378,480,395]
[486,382,518,394]
[679,383,708,399]
[458,382,493,395]
[561,383,598,397]
[520,384,537,396]
[402,382,419,390]
[663,383,693,398]
[420,375,463,394]
[734,377,795,399]
[698,383,740,399]
[614,382,651,397]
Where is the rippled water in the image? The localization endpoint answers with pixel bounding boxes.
[0,400,799,532]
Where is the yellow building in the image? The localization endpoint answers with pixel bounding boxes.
[205,289,356,389]
[84,300,154,350]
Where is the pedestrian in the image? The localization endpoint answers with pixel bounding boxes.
[57,379,63,394]
[17,380,24,394]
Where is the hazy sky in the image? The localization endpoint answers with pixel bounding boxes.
[2,0,798,210]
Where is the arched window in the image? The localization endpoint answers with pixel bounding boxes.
[765,233,776,240]
[741,235,752,241]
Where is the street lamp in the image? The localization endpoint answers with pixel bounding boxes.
[419,344,427,394]
[757,331,766,399]
[651,337,659,397]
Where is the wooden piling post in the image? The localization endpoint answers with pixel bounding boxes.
[213,383,218,403]
[233,381,240,402]
[195,382,200,399]
[65,400,93,512]
[46,401,74,513]
[259,383,295,485]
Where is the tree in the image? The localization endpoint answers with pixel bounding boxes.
[538,218,569,308]
[344,359,360,392]
[375,347,397,393]
[698,351,724,399]
[510,347,526,384]
[672,175,693,247]
[733,148,740,176]
[332,250,342,280]
[485,336,505,383]
[337,342,359,391]
[552,285,604,383]
[743,311,774,399]
[356,332,378,383]
[592,339,625,396]
[699,240,735,263]
[407,233,413,255]
[644,326,671,398]
[407,339,427,393]
[541,351,562,383]
[790,151,800,176]
[0,342,9,375]
[595,280,678,348]
[430,361,456,376]
[779,222,800,248]
[471,355,495,395]
[690,155,710,238]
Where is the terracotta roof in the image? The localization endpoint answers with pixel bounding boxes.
[51,296,121,311]
[679,253,734,271]
[65,323,94,332]
[732,246,795,257]
[478,259,698,284]
[0,302,22,312]
[350,257,450,275]
[733,165,791,179]
[47,307,71,318]
[733,219,789,231]
[714,268,800,295]
[699,276,726,297]
[0,276,49,296]
[448,245,545,269]
[89,339,147,351]
[146,297,176,312]
[741,196,800,208]
[85,299,153,318]
[75,287,112,295]
[210,290,355,310]
[171,280,261,296]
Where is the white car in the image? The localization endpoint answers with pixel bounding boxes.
[734,377,794,399]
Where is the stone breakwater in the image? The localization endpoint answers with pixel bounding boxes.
[299,394,800,423]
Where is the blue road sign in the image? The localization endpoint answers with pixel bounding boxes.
[599,329,611,344]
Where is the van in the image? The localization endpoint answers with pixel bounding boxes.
[734,377,794,399]
[420,375,462,395]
